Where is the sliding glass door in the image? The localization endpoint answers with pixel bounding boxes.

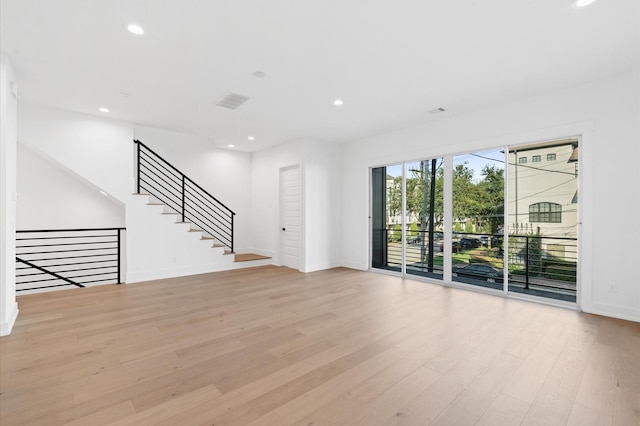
[371,164,402,273]
[451,150,505,290]
[404,159,443,280]
[370,159,442,279]
[370,138,578,304]
[507,139,578,302]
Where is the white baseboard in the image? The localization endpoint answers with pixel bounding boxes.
[0,302,19,336]
[243,248,276,258]
[340,261,367,271]
[126,262,233,283]
[582,303,640,323]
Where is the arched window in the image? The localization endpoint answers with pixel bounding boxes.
[529,202,561,223]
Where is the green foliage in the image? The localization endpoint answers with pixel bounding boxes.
[465,221,474,233]
[387,159,504,234]
[387,176,402,220]
[477,165,505,234]
[544,265,576,283]
[391,223,402,242]
[528,234,543,275]
[454,222,462,232]
[409,222,419,240]
[405,160,442,228]
[508,232,543,276]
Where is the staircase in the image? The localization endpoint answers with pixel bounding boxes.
[135,140,235,252]
[133,140,270,267]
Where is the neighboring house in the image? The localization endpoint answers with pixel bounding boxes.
[508,140,579,238]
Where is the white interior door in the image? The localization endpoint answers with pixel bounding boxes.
[280,165,301,270]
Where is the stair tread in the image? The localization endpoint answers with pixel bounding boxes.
[141,191,234,258]
[234,253,271,263]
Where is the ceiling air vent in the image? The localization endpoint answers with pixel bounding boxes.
[216,92,250,110]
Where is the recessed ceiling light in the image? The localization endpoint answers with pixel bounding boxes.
[127,24,144,35]
[572,0,596,8]
[333,99,344,106]
[248,136,255,141]
[98,107,110,113]
[227,144,235,148]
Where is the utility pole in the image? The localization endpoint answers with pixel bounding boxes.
[514,149,518,234]
[428,158,436,272]
[420,160,428,266]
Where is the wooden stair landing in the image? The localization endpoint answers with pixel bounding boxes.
[234,253,271,263]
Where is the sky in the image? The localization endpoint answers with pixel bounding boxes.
[385,148,505,182]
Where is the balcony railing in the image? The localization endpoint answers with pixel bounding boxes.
[375,228,577,301]
[16,228,125,292]
[507,234,577,297]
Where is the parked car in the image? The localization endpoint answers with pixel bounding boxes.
[459,237,482,249]
[439,240,460,253]
[479,236,488,247]
[407,235,421,244]
[452,263,508,283]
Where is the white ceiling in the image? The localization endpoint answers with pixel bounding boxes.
[1,0,638,152]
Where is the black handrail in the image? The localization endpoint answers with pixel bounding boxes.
[16,228,125,292]
[134,139,235,252]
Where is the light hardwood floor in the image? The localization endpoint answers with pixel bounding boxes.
[1,266,638,425]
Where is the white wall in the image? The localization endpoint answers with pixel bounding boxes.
[133,125,252,251]
[250,138,343,272]
[303,139,342,272]
[18,104,134,201]
[251,139,303,263]
[125,194,245,283]
[0,53,19,335]
[16,143,125,229]
[341,72,640,322]
[15,107,261,284]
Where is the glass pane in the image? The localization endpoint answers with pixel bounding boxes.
[507,140,578,302]
[404,159,443,280]
[371,164,402,273]
[451,149,505,290]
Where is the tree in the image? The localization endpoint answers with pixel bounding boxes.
[387,176,402,223]
[477,165,504,234]
[452,162,481,222]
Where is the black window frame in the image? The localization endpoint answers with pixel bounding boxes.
[529,202,562,223]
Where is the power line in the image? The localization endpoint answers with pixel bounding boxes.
[514,177,577,201]
[468,153,576,176]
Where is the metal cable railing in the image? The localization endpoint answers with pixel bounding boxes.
[16,228,125,292]
[374,228,577,300]
[135,140,235,252]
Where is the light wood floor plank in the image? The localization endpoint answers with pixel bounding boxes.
[1,265,638,425]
